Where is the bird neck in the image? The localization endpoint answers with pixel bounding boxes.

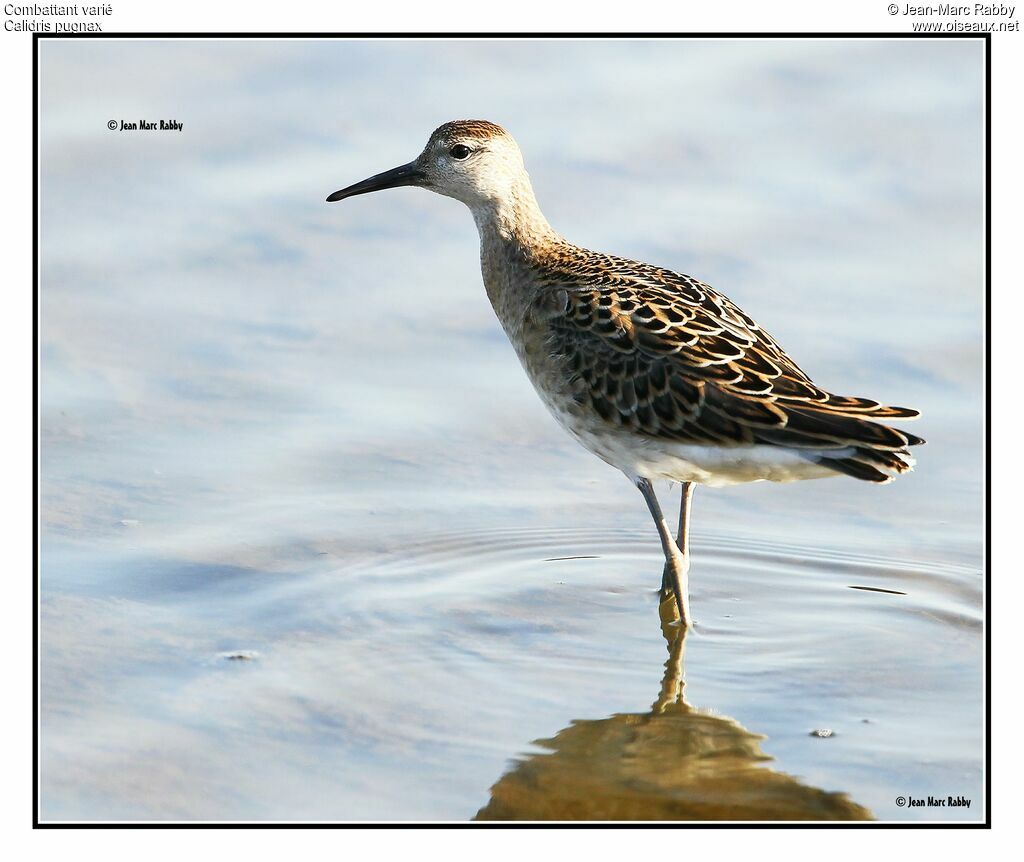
[469,173,561,253]
[470,173,570,331]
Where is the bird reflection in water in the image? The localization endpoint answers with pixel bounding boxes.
[475,596,873,821]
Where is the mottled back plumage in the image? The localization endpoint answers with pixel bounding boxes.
[528,248,923,483]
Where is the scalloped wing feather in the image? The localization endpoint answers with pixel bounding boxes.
[536,263,922,481]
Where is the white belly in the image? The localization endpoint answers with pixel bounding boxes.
[548,403,848,487]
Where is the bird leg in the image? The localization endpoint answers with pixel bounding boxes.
[635,478,692,628]
[662,482,694,591]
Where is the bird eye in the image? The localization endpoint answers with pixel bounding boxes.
[449,144,472,160]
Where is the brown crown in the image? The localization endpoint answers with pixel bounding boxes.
[432,120,508,142]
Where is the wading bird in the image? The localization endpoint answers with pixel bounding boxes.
[326,120,922,628]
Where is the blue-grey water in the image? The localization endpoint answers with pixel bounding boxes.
[39,38,984,822]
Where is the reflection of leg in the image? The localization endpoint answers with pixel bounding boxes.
[654,612,689,712]
[636,478,691,628]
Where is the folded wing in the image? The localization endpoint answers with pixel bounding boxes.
[537,269,923,483]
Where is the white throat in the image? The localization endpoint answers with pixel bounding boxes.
[468,171,559,249]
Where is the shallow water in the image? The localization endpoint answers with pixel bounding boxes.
[38,38,985,822]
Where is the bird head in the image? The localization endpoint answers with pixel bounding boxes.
[327,120,527,210]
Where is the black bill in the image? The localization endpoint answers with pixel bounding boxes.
[326,162,426,202]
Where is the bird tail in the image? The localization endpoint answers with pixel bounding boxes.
[751,400,925,484]
[819,444,919,484]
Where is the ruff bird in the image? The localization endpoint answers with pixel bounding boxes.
[326,120,923,628]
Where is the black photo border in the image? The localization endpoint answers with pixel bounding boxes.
[32,30,992,830]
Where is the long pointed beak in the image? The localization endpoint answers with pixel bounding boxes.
[326,161,426,203]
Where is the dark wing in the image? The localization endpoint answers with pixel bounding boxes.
[536,274,923,483]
